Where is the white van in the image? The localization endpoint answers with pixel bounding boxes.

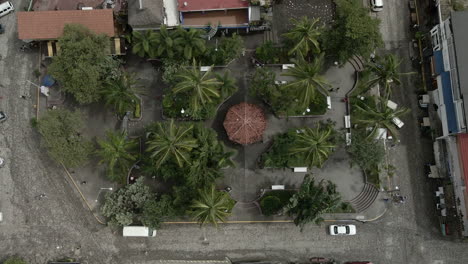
[371,0,383,12]
[392,117,404,129]
[123,226,157,237]
[0,1,14,18]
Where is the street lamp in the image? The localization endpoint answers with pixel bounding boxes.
[95,187,113,202]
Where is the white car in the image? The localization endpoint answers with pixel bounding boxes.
[329,224,356,235]
[370,0,383,12]
[392,117,405,129]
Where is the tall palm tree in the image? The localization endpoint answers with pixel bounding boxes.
[353,96,410,139]
[130,30,158,58]
[282,55,330,108]
[154,25,180,59]
[172,61,222,117]
[97,131,138,183]
[101,72,140,116]
[283,17,322,57]
[174,27,206,60]
[289,125,336,168]
[366,54,414,97]
[190,185,234,227]
[215,70,238,98]
[146,119,198,168]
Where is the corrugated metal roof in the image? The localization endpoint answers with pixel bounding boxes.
[178,0,249,12]
[441,71,458,134]
[17,9,115,40]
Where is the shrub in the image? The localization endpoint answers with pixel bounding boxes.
[255,41,282,64]
[260,196,282,216]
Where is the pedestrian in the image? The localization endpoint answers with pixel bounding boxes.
[20,95,27,99]
[328,88,334,92]
[336,87,340,92]
[80,181,87,185]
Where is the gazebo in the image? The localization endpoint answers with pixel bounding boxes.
[223,102,267,145]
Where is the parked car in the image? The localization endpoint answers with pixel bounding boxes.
[370,0,383,12]
[392,117,405,128]
[329,224,356,235]
[0,1,14,18]
[0,111,7,123]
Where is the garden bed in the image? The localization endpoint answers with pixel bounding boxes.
[259,190,297,216]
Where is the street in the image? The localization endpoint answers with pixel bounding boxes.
[1,1,468,264]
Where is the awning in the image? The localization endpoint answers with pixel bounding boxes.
[433,50,444,75]
[441,72,458,133]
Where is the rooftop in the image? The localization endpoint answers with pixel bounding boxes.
[178,0,249,12]
[17,9,115,40]
[128,0,165,29]
[451,11,468,126]
[182,9,248,27]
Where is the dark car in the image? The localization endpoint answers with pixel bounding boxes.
[0,24,4,34]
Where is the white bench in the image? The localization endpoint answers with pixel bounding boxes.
[293,167,307,172]
[327,96,331,109]
[200,66,212,72]
[272,185,285,190]
[282,64,295,70]
[344,115,351,128]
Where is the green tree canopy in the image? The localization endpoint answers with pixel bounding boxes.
[101,178,154,227]
[146,119,198,169]
[174,27,206,60]
[101,72,140,116]
[282,54,330,108]
[36,109,93,168]
[172,61,222,118]
[289,124,336,168]
[287,175,341,229]
[347,130,386,172]
[322,0,383,63]
[96,131,138,183]
[283,17,322,57]
[48,24,118,104]
[141,195,176,229]
[353,96,409,139]
[366,54,415,97]
[130,30,159,58]
[189,185,235,227]
[154,25,179,59]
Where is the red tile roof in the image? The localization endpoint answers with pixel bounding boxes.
[178,0,249,12]
[17,9,115,40]
[458,134,468,191]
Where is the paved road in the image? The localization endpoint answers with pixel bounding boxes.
[1,1,468,264]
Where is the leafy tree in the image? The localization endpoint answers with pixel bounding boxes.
[129,30,158,58]
[96,131,138,183]
[282,54,330,108]
[186,125,235,188]
[141,195,176,229]
[189,185,235,227]
[353,96,409,139]
[322,0,383,63]
[161,58,188,85]
[101,178,153,227]
[4,257,27,264]
[260,196,282,216]
[146,119,198,168]
[172,61,222,118]
[366,54,415,97]
[48,24,117,104]
[287,175,341,229]
[202,33,244,65]
[101,72,140,116]
[154,25,179,59]
[289,124,336,168]
[283,17,322,57]
[215,70,238,98]
[255,40,282,64]
[36,109,93,168]
[347,130,385,172]
[174,27,206,60]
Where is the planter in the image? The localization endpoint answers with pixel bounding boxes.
[129,95,143,122]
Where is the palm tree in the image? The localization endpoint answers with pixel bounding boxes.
[97,131,138,183]
[172,61,222,117]
[190,185,234,227]
[101,72,140,116]
[282,54,330,108]
[215,70,238,98]
[366,54,414,96]
[283,17,322,57]
[146,119,198,168]
[154,25,180,59]
[289,124,336,168]
[130,30,158,58]
[174,27,206,60]
[353,96,410,139]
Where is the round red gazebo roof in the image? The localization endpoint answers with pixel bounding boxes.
[223,102,266,145]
